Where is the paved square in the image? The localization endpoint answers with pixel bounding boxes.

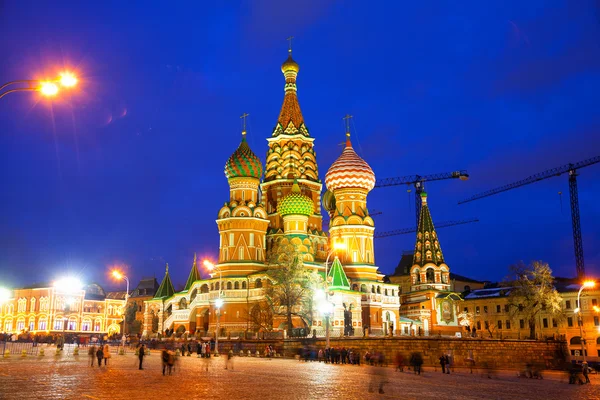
[0,350,597,399]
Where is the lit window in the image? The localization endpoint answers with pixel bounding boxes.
[38,318,47,330]
[250,233,255,246]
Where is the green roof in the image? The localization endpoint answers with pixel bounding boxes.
[277,180,314,217]
[413,191,446,268]
[184,253,201,291]
[327,256,350,291]
[224,133,263,180]
[154,263,175,299]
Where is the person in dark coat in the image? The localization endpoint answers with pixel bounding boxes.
[161,349,170,376]
[410,352,423,375]
[444,355,451,374]
[138,344,145,370]
[439,355,446,373]
[96,347,104,367]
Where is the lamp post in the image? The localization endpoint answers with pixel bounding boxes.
[575,280,596,363]
[0,72,78,100]
[112,270,130,348]
[203,260,223,355]
[323,242,346,349]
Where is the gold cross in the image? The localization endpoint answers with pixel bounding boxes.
[287,36,294,53]
[343,114,353,134]
[240,113,249,132]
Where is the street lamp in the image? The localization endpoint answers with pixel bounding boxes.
[0,71,78,100]
[203,260,223,354]
[323,242,346,349]
[575,280,596,363]
[112,270,130,348]
[53,277,82,350]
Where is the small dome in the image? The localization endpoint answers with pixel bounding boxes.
[325,137,376,192]
[281,54,300,74]
[224,133,263,180]
[278,180,314,217]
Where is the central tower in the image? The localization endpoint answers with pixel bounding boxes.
[261,50,327,262]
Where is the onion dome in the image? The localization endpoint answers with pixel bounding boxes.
[325,132,376,192]
[277,180,314,217]
[224,131,263,179]
[281,53,300,74]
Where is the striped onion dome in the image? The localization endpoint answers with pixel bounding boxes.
[277,180,314,217]
[325,134,375,192]
[224,132,263,180]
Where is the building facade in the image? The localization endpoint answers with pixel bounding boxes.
[143,50,399,339]
[0,283,125,337]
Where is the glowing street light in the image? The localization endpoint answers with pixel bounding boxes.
[0,287,12,304]
[0,71,79,100]
[53,277,83,293]
[576,280,596,363]
[112,269,130,348]
[204,259,223,354]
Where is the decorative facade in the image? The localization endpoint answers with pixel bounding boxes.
[0,283,125,336]
[143,49,399,339]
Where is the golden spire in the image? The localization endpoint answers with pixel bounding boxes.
[287,36,293,54]
[240,112,249,138]
[165,263,169,273]
[343,114,353,147]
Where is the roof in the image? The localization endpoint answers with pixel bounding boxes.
[131,277,160,297]
[412,192,446,268]
[327,257,350,291]
[106,291,127,300]
[154,264,175,300]
[273,53,307,137]
[84,283,107,300]
[224,132,263,180]
[464,287,513,299]
[399,317,423,325]
[449,272,484,284]
[392,251,415,276]
[277,180,314,217]
[184,254,201,292]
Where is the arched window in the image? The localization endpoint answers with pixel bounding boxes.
[38,317,47,330]
[570,336,582,345]
[234,282,240,290]
[255,279,263,288]
[211,283,214,291]
[215,282,220,291]
[94,319,102,332]
[28,317,35,331]
[190,289,198,303]
[16,317,25,331]
[442,273,448,284]
[377,286,381,294]
[414,269,421,283]
[30,298,36,312]
[384,289,388,296]
[179,298,187,309]
[227,282,232,290]
[464,285,471,292]
[200,284,209,294]
[53,318,64,330]
[68,317,77,330]
[352,284,358,291]
[4,319,13,332]
[371,286,375,293]
[425,250,432,260]
[426,268,435,283]
[82,319,91,331]
[360,284,367,293]
[17,298,27,313]
[242,281,247,289]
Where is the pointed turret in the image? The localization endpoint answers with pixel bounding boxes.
[410,192,450,290]
[184,253,201,291]
[273,48,308,137]
[154,263,175,299]
[327,256,350,291]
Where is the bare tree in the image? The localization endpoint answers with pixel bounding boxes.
[264,241,320,337]
[245,301,273,333]
[505,261,564,339]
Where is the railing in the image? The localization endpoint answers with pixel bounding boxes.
[360,294,400,305]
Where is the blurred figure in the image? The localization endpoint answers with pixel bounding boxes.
[225,349,234,370]
[88,345,97,367]
[102,343,111,366]
[96,346,104,367]
[582,362,590,384]
[395,352,404,372]
[410,352,423,375]
[369,364,388,394]
[138,344,145,370]
[161,349,169,375]
[439,354,446,373]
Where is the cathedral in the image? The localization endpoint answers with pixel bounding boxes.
[142,49,401,339]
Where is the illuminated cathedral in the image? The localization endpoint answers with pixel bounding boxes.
[143,50,400,339]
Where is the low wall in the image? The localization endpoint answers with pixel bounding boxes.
[214,337,568,370]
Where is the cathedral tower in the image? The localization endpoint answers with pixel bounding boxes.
[216,128,270,276]
[410,192,450,291]
[324,122,379,281]
[261,50,327,261]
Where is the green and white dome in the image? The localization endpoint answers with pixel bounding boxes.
[277,180,314,217]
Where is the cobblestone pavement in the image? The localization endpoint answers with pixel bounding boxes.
[0,351,597,400]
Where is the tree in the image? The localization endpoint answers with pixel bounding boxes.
[505,261,564,339]
[247,301,274,333]
[264,241,321,337]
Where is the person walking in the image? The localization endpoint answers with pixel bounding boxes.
[410,352,423,375]
[138,344,145,370]
[225,349,234,370]
[89,345,97,367]
[395,352,404,372]
[445,355,451,374]
[439,355,446,373]
[161,349,170,376]
[96,346,104,367]
[582,362,590,384]
[102,343,111,366]
[196,342,202,358]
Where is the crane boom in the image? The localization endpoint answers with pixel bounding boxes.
[458,156,600,204]
[374,218,479,238]
[375,170,469,188]
[457,155,600,279]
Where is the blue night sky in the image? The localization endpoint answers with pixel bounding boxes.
[1,1,599,290]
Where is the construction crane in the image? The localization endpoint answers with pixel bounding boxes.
[374,218,479,238]
[375,170,470,227]
[458,155,600,279]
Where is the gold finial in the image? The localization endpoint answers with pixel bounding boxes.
[240,113,249,136]
[193,253,197,266]
[165,263,169,273]
[287,36,294,54]
[343,114,353,145]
